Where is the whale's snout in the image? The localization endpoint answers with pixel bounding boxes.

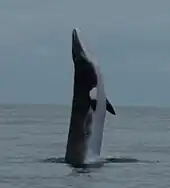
[72,28,87,63]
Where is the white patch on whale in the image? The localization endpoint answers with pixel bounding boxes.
[90,87,97,100]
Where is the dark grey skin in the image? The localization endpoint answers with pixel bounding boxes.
[65,28,115,167]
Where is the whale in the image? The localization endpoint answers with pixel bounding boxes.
[65,28,116,167]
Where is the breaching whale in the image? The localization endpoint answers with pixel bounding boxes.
[65,28,116,167]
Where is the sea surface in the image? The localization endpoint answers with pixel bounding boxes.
[0,104,170,187]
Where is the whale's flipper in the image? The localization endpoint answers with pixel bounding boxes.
[90,98,115,115]
[89,86,115,115]
[106,98,116,115]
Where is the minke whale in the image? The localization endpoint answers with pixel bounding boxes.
[65,28,116,167]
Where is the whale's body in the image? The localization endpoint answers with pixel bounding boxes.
[65,28,115,167]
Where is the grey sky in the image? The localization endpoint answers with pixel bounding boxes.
[0,0,170,106]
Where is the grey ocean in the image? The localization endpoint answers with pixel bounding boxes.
[0,104,170,187]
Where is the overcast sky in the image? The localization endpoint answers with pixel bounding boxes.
[0,0,170,106]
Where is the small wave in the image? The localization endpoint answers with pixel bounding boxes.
[42,157,65,163]
[41,156,159,169]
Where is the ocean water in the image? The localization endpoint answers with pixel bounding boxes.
[0,104,170,187]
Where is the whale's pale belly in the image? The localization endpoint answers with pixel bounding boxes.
[86,63,106,161]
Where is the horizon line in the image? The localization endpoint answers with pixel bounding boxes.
[0,103,169,108]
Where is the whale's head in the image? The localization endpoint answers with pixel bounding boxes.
[72,28,91,65]
[72,28,97,91]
